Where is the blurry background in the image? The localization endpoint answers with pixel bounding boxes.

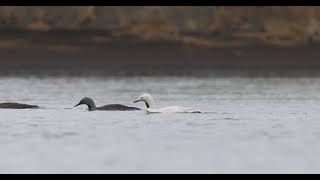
[1,6,320,76]
[2,7,320,173]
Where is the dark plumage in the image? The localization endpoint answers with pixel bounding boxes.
[0,102,39,109]
[74,97,140,111]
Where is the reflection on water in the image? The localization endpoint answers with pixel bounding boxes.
[0,76,320,173]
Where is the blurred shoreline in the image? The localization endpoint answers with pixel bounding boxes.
[1,30,320,77]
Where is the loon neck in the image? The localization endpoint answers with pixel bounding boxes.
[86,99,97,111]
[145,99,155,109]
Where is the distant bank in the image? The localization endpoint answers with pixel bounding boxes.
[0,30,320,77]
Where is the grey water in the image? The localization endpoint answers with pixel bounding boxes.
[0,76,320,173]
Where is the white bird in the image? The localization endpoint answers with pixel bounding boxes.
[133,93,201,113]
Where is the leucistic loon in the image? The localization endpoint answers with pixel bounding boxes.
[133,93,201,113]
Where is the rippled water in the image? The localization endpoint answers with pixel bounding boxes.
[1,76,320,173]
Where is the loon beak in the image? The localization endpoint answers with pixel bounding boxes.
[133,99,141,103]
[74,103,81,107]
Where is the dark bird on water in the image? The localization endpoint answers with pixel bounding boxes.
[0,102,39,109]
[74,97,140,111]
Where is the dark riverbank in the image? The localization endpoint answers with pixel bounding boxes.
[1,30,320,77]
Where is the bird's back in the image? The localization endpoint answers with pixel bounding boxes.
[96,104,140,111]
[147,106,201,113]
[0,102,39,109]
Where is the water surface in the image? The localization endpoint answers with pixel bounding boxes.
[0,76,320,173]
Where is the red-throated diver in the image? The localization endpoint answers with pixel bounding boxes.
[0,102,39,109]
[74,97,140,111]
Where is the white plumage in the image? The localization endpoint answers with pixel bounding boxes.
[133,93,201,113]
